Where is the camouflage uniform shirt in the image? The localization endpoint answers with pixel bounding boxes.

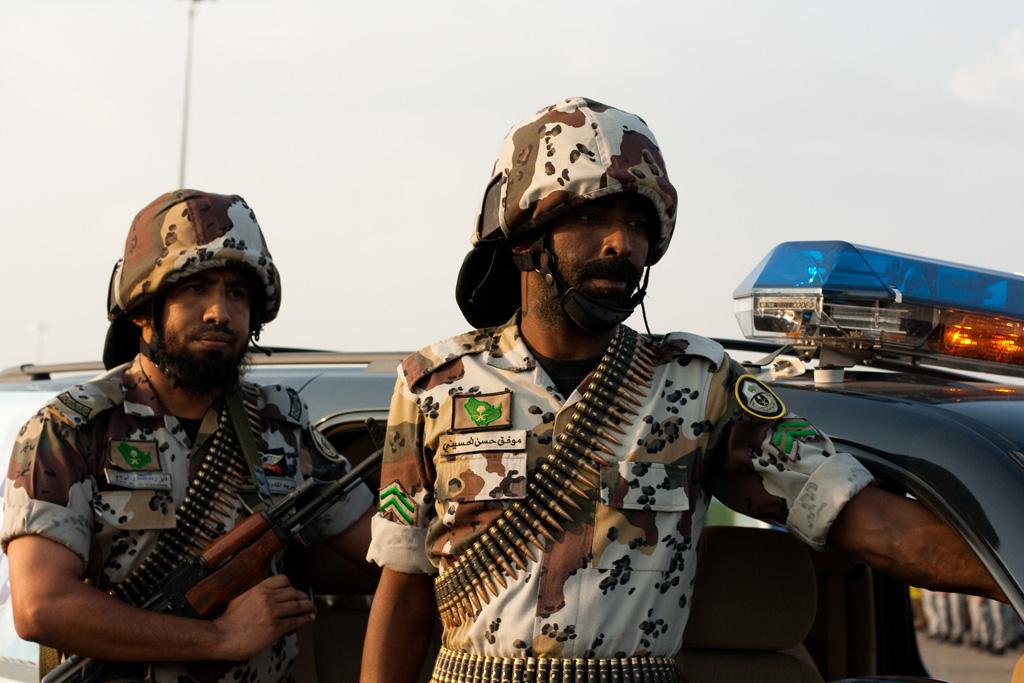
[366,319,873,659]
[1,355,373,683]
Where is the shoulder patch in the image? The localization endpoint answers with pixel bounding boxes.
[46,371,123,429]
[256,383,307,425]
[734,374,786,420]
[307,424,343,463]
[401,326,497,389]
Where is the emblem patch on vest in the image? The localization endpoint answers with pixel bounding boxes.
[107,440,161,471]
[307,424,343,463]
[451,391,513,432]
[104,440,170,489]
[735,375,786,420]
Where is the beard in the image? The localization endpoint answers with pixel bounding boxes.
[150,323,249,395]
[535,255,642,326]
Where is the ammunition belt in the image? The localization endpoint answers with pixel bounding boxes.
[111,389,263,606]
[434,326,656,627]
[430,647,680,683]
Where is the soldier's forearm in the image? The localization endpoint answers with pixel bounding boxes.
[7,535,228,662]
[829,486,1003,601]
[361,567,437,683]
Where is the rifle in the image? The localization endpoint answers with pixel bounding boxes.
[43,446,383,683]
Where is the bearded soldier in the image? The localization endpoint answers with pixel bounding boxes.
[2,190,374,682]
[360,98,999,683]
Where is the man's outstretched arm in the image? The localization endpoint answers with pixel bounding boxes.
[6,535,315,662]
[829,485,1002,601]
[360,567,436,683]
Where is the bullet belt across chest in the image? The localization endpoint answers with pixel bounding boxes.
[431,647,680,683]
[433,326,658,627]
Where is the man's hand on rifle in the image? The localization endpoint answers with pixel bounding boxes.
[6,535,312,663]
[212,575,316,661]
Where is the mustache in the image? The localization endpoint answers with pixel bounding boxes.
[575,257,642,288]
[186,323,240,344]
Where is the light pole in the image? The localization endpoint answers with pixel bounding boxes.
[34,323,47,364]
[178,0,203,188]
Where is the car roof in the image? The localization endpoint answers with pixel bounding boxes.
[0,350,408,425]
[772,368,1024,449]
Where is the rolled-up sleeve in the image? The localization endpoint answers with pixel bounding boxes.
[1,411,96,565]
[366,375,436,575]
[706,358,873,551]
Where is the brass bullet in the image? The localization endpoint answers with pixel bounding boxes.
[524,497,565,535]
[494,519,534,566]
[564,423,616,455]
[507,504,548,549]
[480,531,516,581]
[528,480,575,519]
[539,462,590,500]
[557,433,610,467]
[515,502,558,544]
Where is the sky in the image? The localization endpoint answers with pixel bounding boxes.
[2,1,1023,370]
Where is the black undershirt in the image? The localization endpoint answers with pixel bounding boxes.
[526,343,603,399]
[178,417,202,444]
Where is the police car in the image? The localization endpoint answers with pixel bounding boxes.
[0,243,1021,682]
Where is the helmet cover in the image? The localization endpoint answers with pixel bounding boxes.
[107,189,280,322]
[458,97,677,328]
[473,96,678,264]
[103,189,280,369]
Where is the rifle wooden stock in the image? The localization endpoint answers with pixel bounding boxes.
[42,447,383,683]
[199,512,273,568]
[186,521,285,616]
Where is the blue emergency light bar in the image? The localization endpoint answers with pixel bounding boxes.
[734,241,1024,318]
[734,242,1024,372]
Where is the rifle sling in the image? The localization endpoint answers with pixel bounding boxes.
[225,389,273,507]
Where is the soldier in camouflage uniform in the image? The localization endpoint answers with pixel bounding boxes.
[360,98,999,683]
[2,190,374,682]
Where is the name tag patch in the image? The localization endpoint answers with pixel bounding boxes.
[451,391,513,432]
[439,429,527,457]
[266,477,297,495]
[104,468,173,491]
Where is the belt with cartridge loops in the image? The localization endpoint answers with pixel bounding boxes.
[430,646,680,683]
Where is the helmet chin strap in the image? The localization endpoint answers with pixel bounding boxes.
[136,298,175,381]
[512,235,650,334]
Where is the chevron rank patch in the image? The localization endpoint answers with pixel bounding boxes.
[307,424,342,463]
[770,418,819,461]
[379,481,416,525]
[735,374,786,420]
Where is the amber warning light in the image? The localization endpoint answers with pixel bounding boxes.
[941,314,1024,365]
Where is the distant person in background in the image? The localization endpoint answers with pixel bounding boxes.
[1,190,374,681]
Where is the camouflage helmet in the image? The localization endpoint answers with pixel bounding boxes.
[103,189,281,369]
[457,97,678,329]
